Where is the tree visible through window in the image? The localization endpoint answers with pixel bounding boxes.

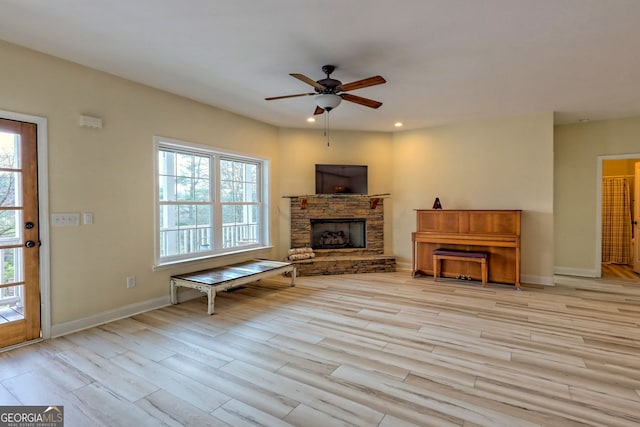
[156,139,267,264]
[0,132,23,310]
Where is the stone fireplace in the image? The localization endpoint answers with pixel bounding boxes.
[289,195,396,275]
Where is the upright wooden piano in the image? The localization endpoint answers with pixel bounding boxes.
[412,210,521,288]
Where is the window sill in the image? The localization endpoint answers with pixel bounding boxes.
[152,246,274,271]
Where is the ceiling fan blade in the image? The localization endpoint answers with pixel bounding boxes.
[314,106,325,115]
[265,92,315,101]
[290,73,326,90]
[339,75,386,92]
[341,93,383,109]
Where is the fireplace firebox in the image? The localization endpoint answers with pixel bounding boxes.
[310,218,366,249]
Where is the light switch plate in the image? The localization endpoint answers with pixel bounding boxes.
[83,212,93,225]
[51,213,80,227]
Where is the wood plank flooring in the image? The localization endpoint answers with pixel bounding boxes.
[1,272,640,426]
[602,263,640,281]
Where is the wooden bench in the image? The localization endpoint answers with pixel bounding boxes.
[170,259,296,314]
[433,249,488,286]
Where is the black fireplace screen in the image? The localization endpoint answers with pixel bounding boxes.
[310,218,366,249]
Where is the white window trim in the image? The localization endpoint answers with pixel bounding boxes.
[153,136,270,268]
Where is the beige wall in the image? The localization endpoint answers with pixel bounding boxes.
[391,113,555,283]
[555,117,640,275]
[0,40,280,327]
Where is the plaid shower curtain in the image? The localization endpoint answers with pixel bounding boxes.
[602,177,632,264]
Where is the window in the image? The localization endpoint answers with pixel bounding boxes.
[155,138,268,264]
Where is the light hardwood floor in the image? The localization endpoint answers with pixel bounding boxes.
[1,272,640,426]
[602,263,640,281]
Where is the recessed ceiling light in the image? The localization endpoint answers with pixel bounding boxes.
[394,122,403,127]
[306,117,316,123]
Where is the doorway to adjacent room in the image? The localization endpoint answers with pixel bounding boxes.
[598,156,640,282]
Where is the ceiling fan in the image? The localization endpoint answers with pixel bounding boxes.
[265,65,386,115]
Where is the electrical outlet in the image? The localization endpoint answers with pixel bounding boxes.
[126,276,136,289]
[51,213,80,227]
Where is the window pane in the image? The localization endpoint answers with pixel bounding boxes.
[0,210,21,241]
[160,203,213,258]
[220,159,258,204]
[176,177,194,201]
[245,163,257,182]
[220,159,233,181]
[0,132,20,169]
[160,150,210,203]
[220,180,234,202]
[176,153,196,177]
[158,175,176,201]
[160,229,178,257]
[196,205,211,226]
[178,205,197,227]
[222,204,258,248]
[0,172,20,207]
[247,183,257,202]
[194,157,210,181]
[195,227,213,251]
[0,284,24,323]
[249,204,258,223]
[162,228,204,257]
[160,204,178,229]
[194,179,210,202]
[0,247,23,285]
[219,157,261,249]
[221,183,230,202]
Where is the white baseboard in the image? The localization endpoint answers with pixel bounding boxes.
[51,295,171,338]
[554,266,598,278]
[50,287,212,338]
[521,274,555,286]
[395,261,413,272]
[397,261,554,286]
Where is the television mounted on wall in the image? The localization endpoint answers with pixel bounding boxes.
[315,164,368,195]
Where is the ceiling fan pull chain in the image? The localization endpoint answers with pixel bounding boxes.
[325,112,330,147]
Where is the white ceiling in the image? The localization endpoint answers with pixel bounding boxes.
[2,0,640,132]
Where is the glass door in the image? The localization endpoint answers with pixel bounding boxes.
[0,118,40,348]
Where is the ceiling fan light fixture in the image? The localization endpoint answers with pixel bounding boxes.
[315,94,341,111]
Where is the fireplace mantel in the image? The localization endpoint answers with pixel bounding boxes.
[283,193,390,199]
[285,193,390,210]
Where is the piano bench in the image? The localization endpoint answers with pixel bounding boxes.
[432,249,488,286]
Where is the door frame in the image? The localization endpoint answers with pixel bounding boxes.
[0,109,50,343]
[596,153,640,278]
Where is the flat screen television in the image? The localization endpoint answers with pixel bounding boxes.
[315,164,368,195]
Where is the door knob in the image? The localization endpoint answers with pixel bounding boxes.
[25,240,36,248]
